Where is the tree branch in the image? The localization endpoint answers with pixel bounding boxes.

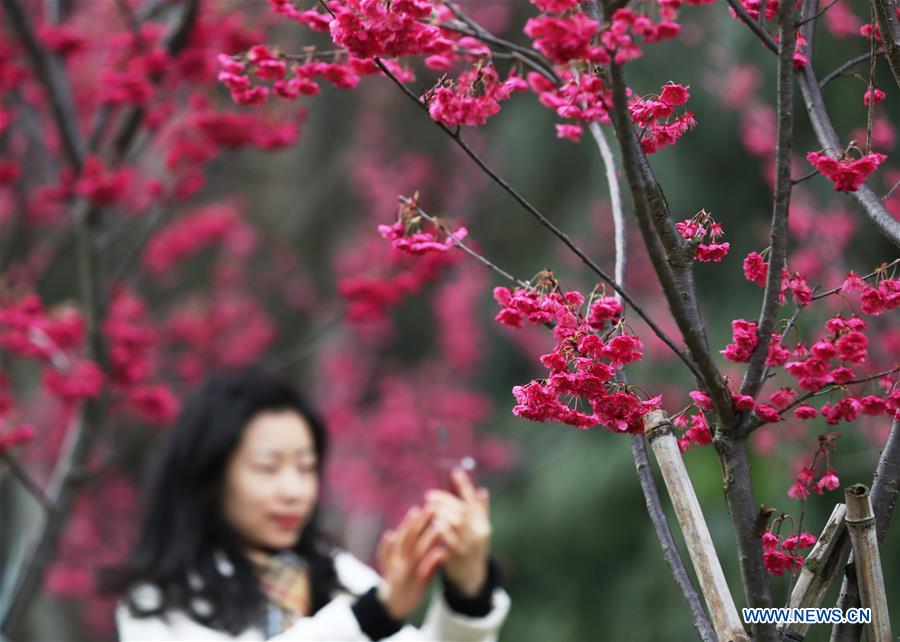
[819,52,874,88]
[399,197,530,288]
[871,0,900,89]
[630,434,718,642]
[724,0,779,52]
[716,437,777,640]
[739,0,797,401]
[0,0,85,169]
[605,59,735,428]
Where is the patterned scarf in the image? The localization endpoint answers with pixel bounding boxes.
[247,549,311,638]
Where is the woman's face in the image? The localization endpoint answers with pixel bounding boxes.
[222,409,319,551]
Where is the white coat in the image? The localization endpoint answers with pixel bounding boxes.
[116,551,510,642]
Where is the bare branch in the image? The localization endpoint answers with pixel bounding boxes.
[630,433,718,642]
[819,52,876,88]
[871,0,900,88]
[724,0,779,52]
[399,197,530,288]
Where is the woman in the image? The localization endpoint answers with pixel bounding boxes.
[102,367,509,641]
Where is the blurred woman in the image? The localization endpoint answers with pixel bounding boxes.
[102,367,509,641]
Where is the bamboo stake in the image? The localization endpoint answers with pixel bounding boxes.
[783,504,849,639]
[643,410,750,642]
[844,484,892,642]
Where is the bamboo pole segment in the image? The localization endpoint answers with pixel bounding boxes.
[643,410,750,642]
[844,484,892,642]
[783,504,849,640]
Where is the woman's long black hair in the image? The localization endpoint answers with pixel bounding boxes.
[99,366,341,635]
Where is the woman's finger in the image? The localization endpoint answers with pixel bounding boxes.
[477,488,490,512]
[424,489,465,510]
[432,516,464,554]
[397,506,423,552]
[412,522,443,563]
[424,492,466,516]
[425,497,466,527]
[377,530,396,568]
[400,507,432,555]
[415,546,447,585]
[450,468,477,503]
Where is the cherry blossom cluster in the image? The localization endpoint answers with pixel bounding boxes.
[761,527,817,575]
[628,83,696,155]
[143,203,257,275]
[219,45,371,105]
[104,289,180,426]
[162,292,277,383]
[339,233,462,322]
[600,7,682,66]
[806,150,887,192]
[787,433,842,499]
[0,295,93,452]
[524,12,611,65]
[377,197,468,255]
[674,209,730,262]
[328,0,451,59]
[527,70,611,143]
[841,270,900,315]
[742,252,813,305]
[492,278,660,433]
[0,294,101,418]
[75,154,134,207]
[424,62,527,127]
[673,395,713,453]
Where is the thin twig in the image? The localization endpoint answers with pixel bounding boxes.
[435,20,559,84]
[399,197,530,288]
[810,258,899,301]
[724,0,779,53]
[792,169,819,185]
[795,0,840,27]
[819,52,877,89]
[883,180,900,201]
[748,366,900,430]
[630,434,718,642]
[865,6,878,154]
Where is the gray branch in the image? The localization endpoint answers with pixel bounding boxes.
[739,0,797,401]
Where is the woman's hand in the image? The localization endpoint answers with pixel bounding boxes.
[376,506,446,620]
[424,468,492,597]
